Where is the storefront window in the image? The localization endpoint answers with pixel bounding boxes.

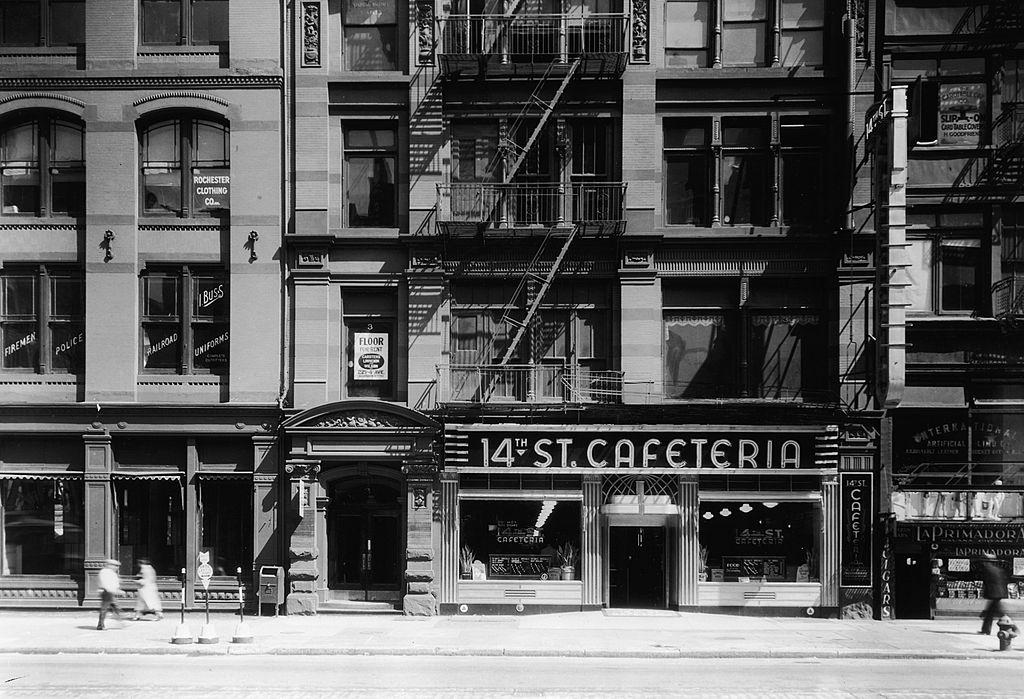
[893,490,1024,521]
[459,499,582,581]
[1,479,83,575]
[699,500,820,582]
[199,480,252,576]
[115,480,184,575]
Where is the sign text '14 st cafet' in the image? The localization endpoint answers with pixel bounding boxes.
[476,432,814,470]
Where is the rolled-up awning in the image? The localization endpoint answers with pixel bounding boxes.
[0,473,83,480]
[194,472,252,480]
[110,472,183,480]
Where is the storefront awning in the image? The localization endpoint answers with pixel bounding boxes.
[110,472,183,480]
[900,386,966,408]
[195,472,252,480]
[0,473,83,480]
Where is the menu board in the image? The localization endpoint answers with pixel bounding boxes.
[488,554,552,579]
[722,556,786,581]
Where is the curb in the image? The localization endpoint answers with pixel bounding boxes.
[2,646,1022,660]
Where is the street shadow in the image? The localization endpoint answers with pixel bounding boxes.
[922,629,984,636]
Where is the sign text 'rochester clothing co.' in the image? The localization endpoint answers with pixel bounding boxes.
[461,431,822,470]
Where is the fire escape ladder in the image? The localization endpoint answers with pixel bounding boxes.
[500,57,581,185]
[497,223,580,365]
[944,0,1024,53]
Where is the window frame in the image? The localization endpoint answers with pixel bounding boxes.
[342,123,398,229]
[342,0,399,71]
[1,265,83,375]
[139,116,229,219]
[779,116,826,226]
[0,0,85,47]
[720,117,770,226]
[1,114,85,218]
[663,117,711,226]
[139,0,229,47]
[139,266,229,375]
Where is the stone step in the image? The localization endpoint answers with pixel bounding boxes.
[318,600,401,614]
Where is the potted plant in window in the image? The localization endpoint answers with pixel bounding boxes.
[556,543,578,581]
[459,545,475,580]
[698,545,708,582]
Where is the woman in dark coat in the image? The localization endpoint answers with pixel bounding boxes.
[980,551,1008,635]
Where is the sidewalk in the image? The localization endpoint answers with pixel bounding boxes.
[1,609,1022,660]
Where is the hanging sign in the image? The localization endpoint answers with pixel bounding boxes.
[353,332,388,380]
[841,473,873,587]
[938,84,984,145]
[197,551,214,590]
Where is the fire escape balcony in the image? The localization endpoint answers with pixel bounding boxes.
[437,13,629,79]
[436,364,625,406]
[435,182,626,236]
[945,102,1023,203]
[991,274,1024,319]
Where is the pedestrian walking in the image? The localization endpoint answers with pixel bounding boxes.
[96,558,127,630]
[132,558,164,620]
[979,551,1008,635]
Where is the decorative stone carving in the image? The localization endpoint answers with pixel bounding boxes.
[851,0,866,59]
[555,120,570,162]
[402,460,438,478]
[413,487,427,509]
[312,411,417,428]
[301,2,321,68]
[630,0,649,63]
[416,0,435,66]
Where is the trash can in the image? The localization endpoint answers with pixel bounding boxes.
[258,566,284,616]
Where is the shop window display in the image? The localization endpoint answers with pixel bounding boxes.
[892,490,1024,521]
[199,480,252,576]
[115,480,184,575]
[1,479,83,575]
[459,500,582,581]
[699,501,819,582]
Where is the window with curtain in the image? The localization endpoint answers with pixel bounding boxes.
[1,115,84,217]
[140,0,228,46]
[907,236,982,314]
[140,117,229,218]
[1,479,83,575]
[344,126,397,227]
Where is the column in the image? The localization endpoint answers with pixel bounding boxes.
[581,474,602,607]
[678,475,700,607]
[619,256,661,403]
[284,459,321,614]
[438,472,458,606]
[821,476,840,607]
[82,434,112,598]
[292,271,331,409]
[185,438,199,606]
[403,459,438,616]
[251,436,280,587]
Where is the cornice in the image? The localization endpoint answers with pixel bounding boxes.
[0,75,283,91]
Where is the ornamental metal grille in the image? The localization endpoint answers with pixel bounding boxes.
[602,475,678,504]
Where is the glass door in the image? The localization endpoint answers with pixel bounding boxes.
[327,480,401,600]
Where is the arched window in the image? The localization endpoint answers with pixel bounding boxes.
[0,115,84,217]
[140,117,229,218]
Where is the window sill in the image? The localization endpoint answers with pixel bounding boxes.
[656,65,825,80]
[328,227,401,240]
[0,45,78,56]
[330,71,410,82]
[653,225,823,238]
[137,45,226,55]
[137,375,225,385]
[0,374,81,385]
[138,217,227,231]
[0,216,82,228]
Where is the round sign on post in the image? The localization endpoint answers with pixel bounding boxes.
[197,562,214,590]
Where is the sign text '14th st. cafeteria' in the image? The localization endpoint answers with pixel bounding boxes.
[473,432,816,470]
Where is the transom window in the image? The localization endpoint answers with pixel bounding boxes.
[1,115,84,217]
[665,0,825,68]
[140,0,228,46]
[140,117,229,218]
[140,267,228,374]
[1,266,84,374]
[0,0,84,47]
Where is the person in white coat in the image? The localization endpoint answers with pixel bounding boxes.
[96,559,127,630]
[133,558,163,620]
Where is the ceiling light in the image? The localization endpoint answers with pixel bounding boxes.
[702,511,714,520]
[763,502,778,509]
[719,508,732,517]
[739,503,753,513]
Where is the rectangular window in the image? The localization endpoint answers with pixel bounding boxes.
[780,0,824,67]
[199,480,252,577]
[907,233,981,314]
[1,267,83,373]
[115,479,184,575]
[344,0,398,71]
[664,119,709,225]
[780,117,825,226]
[344,126,397,228]
[1,479,84,576]
[141,0,228,46]
[664,313,736,397]
[459,499,582,581]
[721,0,766,66]
[665,0,709,67]
[141,267,228,374]
[721,118,768,225]
[700,500,820,583]
[747,312,823,399]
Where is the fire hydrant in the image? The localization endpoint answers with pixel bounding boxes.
[996,615,1019,651]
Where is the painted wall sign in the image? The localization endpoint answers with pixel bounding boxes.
[877,514,895,620]
[472,431,816,470]
[841,473,873,587]
[192,168,230,211]
[353,332,388,380]
[896,523,1024,558]
[938,84,984,145]
[893,411,1024,469]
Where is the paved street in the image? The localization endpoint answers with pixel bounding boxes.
[3,655,1024,698]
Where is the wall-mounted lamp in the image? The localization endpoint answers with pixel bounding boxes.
[102,230,115,262]
[247,230,259,263]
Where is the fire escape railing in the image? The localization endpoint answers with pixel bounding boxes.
[439,13,628,61]
[435,182,626,227]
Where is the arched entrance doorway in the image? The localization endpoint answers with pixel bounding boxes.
[325,473,402,600]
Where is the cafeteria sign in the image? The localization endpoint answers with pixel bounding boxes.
[192,168,230,211]
[353,332,388,380]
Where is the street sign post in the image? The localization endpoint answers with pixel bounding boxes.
[197,551,218,644]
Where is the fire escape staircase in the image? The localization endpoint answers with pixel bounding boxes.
[943,0,1024,53]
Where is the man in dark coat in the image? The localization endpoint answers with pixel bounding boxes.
[980,551,1008,635]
